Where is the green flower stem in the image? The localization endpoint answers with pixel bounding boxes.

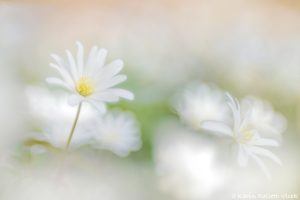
[65,102,82,150]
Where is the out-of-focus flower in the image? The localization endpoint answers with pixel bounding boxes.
[241,96,286,138]
[26,86,96,124]
[202,94,282,178]
[26,86,97,150]
[154,122,225,200]
[173,83,228,130]
[32,121,92,151]
[27,87,141,155]
[46,41,134,113]
[90,110,141,157]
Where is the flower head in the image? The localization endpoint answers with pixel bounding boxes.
[46,41,134,113]
[173,83,228,130]
[241,96,286,138]
[89,110,141,157]
[202,93,283,178]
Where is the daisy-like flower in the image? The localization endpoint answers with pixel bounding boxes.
[46,41,134,113]
[89,110,141,157]
[202,94,282,178]
[241,96,286,138]
[173,83,228,130]
[45,42,135,150]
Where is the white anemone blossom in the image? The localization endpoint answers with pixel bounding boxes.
[202,94,283,178]
[90,110,141,157]
[34,119,93,151]
[241,96,286,138]
[173,83,228,130]
[26,86,96,150]
[46,41,134,113]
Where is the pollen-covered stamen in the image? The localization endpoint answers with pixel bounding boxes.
[76,76,95,97]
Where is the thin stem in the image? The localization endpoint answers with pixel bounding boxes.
[65,102,83,150]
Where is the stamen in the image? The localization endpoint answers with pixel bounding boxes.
[76,76,95,97]
[240,130,254,144]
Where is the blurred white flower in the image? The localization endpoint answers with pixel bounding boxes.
[90,110,141,157]
[27,87,141,154]
[241,96,286,138]
[173,83,228,130]
[26,86,96,123]
[202,94,282,177]
[46,41,134,113]
[34,122,92,151]
[26,86,96,150]
[154,123,225,200]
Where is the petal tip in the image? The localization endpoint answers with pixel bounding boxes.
[128,93,135,100]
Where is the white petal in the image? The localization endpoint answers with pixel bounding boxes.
[86,45,98,72]
[49,63,74,86]
[239,110,252,130]
[66,49,79,80]
[102,59,124,78]
[249,146,282,165]
[87,99,107,114]
[253,138,279,147]
[250,153,271,179]
[68,94,84,106]
[95,48,107,68]
[201,120,233,137]
[46,77,72,91]
[110,88,134,100]
[237,145,249,167]
[51,54,67,70]
[76,41,84,74]
[226,93,241,131]
[98,75,127,90]
[91,92,119,102]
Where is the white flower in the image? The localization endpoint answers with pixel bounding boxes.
[26,86,96,150]
[202,94,282,178]
[241,96,286,138]
[36,121,92,150]
[89,110,141,157]
[46,41,134,113]
[173,83,228,130]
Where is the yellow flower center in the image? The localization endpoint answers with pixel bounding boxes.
[240,130,254,144]
[76,76,95,97]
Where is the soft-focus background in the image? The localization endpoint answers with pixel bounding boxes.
[0,0,300,199]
